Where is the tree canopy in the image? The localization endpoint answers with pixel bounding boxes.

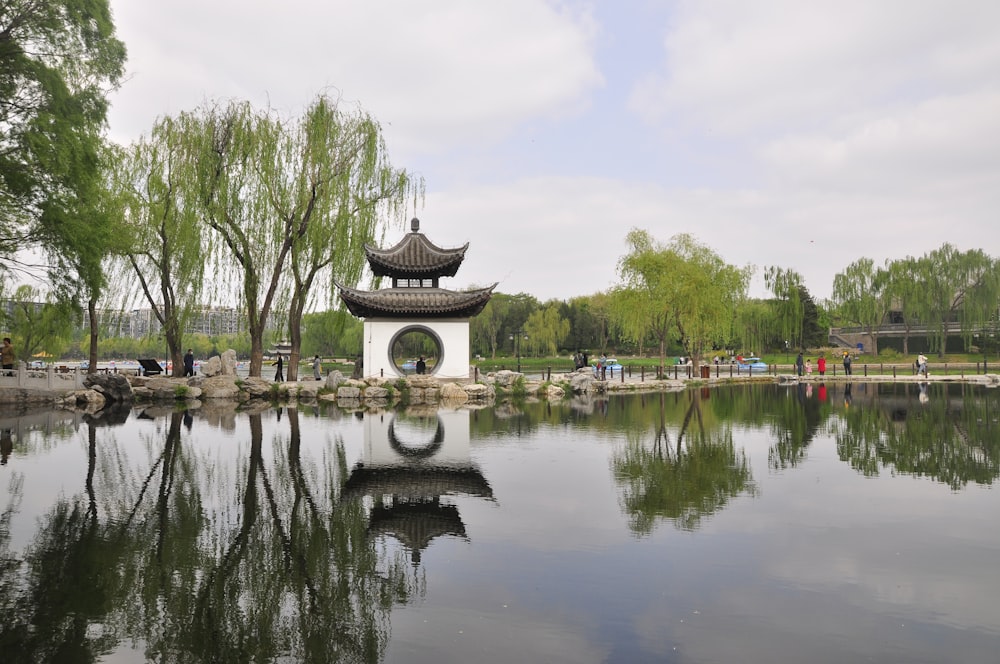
[611,230,751,371]
[0,0,126,278]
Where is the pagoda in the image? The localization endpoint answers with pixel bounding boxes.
[336,217,495,380]
[340,410,495,566]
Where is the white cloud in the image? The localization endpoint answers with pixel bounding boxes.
[108,0,602,155]
[629,0,1000,136]
[762,90,1000,191]
[102,1,1000,307]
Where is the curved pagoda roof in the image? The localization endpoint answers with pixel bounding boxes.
[336,283,497,319]
[365,217,469,278]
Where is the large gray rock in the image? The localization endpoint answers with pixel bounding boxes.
[220,349,238,376]
[83,373,133,404]
[325,370,347,391]
[200,356,222,377]
[337,385,361,399]
[492,370,522,387]
[544,384,566,399]
[364,386,389,399]
[297,382,320,399]
[570,373,595,394]
[241,377,273,399]
[200,376,240,399]
[463,383,494,401]
[440,382,469,404]
[69,389,107,410]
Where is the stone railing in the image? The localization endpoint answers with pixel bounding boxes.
[0,365,87,391]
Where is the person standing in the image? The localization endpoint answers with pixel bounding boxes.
[416,356,426,374]
[917,353,928,377]
[1,337,14,376]
[795,352,804,376]
[805,359,813,375]
[183,349,195,377]
[312,355,322,380]
[817,355,826,376]
[843,351,852,376]
[274,354,284,382]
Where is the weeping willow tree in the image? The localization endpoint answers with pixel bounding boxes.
[831,258,888,356]
[764,265,808,351]
[523,302,570,357]
[106,117,208,375]
[189,96,418,377]
[883,256,923,354]
[611,230,750,372]
[913,244,999,357]
[283,98,421,380]
[734,299,775,357]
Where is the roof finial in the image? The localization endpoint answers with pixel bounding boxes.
[410,217,420,232]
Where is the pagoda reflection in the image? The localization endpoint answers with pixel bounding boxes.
[342,408,494,564]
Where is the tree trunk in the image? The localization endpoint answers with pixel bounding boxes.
[87,298,99,375]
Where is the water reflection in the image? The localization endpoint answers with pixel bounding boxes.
[0,406,419,662]
[343,410,493,565]
[613,391,757,533]
[0,383,997,662]
[833,382,1000,489]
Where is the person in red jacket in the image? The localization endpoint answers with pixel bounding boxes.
[817,355,826,376]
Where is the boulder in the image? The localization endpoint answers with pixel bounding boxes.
[200,356,222,377]
[241,377,273,399]
[492,370,522,387]
[464,383,494,401]
[220,349,238,376]
[544,384,565,399]
[364,386,389,400]
[297,382,320,399]
[325,370,348,391]
[70,389,107,410]
[337,385,362,399]
[200,376,241,400]
[570,373,595,394]
[83,373,133,404]
[440,382,469,404]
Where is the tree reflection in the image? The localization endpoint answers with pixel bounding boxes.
[0,420,127,662]
[834,383,1000,489]
[0,407,420,662]
[767,382,826,470]
[613,392,756,534]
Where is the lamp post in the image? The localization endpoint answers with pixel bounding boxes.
[509,329,526,372]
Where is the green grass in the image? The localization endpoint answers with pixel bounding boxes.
[473,352,999,376]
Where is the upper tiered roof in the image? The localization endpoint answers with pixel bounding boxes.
[337,217,495,318]
[365,217,469,281]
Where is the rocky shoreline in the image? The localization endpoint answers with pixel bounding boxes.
[2,364,998,416]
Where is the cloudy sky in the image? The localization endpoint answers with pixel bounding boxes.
[106,0,1000,302]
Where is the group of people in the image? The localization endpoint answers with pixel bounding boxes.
[274,354,326,382]
[794,352,837,376]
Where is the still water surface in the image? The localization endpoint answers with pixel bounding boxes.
[1,382,998,663]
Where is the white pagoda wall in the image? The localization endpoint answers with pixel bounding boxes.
[362,409,471,467]
[363,318,471,381]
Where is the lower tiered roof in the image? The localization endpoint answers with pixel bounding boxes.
[336,283,497,318]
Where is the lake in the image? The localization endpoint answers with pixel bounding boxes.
[1,381,998,663]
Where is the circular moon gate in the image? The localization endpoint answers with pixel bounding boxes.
[388,415,445,458]
[388,325,443,376]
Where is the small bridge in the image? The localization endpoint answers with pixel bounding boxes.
[829,323,973,350]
